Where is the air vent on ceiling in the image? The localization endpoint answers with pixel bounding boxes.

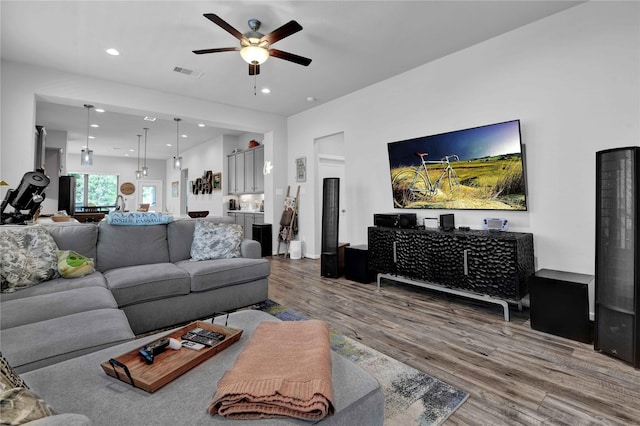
[172,66,204,79]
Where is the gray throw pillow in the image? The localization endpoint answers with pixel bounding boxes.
[0,225,59,293]
[190,221,243,261]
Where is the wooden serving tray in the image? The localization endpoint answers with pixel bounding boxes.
[100,321,242,393]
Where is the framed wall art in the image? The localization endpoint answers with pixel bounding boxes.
[213,172,222,190]
[296,157,306,182]
[171,181,178,197]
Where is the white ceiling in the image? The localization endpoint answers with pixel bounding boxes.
[2,1,582,161]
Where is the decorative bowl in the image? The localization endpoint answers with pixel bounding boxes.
[51,215,71,222]
[188,211,209,218]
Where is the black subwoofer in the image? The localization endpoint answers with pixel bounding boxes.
[321,178,340,277]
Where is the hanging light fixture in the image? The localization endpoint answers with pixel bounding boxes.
[173,118,182,170]
[135,134,142,179]
[142,127,149,176]
[80,104,94,165]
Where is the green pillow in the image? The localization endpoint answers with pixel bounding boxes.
[57,250,95,279]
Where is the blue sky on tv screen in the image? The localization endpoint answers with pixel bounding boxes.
[388,120,522,168]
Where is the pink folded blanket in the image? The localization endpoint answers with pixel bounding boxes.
[208,319,335,421]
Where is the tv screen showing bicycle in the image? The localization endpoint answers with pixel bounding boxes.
[387,119,527,211]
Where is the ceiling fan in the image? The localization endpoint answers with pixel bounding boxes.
[193,13,312,75]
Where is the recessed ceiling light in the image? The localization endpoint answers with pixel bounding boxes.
[90,124,99,128]
[106,48,120,56]
[88,136,95,140]
[144,116,157,122]
[306,96,317,103]
[95,108,105,113]
[181,134,188,138]
[166,143,172,147]
[198,123,205,127]
[129,149,135,152]
[261,88,271,94]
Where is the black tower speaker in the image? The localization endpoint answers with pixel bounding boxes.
[58,175,76,215]
[321,178,340,277]
[252,223,272,257]
[595,147,639,367]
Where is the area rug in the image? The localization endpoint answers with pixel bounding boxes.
[248,299,469,426]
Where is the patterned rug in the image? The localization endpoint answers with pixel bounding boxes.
[248,299,469,426]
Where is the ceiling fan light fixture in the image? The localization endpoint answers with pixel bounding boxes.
[240,45,269,65]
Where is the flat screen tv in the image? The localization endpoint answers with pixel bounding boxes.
[387,120,527,210]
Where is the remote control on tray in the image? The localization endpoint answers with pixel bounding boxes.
[181,327,225,347]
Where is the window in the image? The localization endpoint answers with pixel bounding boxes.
[70,173,119,209]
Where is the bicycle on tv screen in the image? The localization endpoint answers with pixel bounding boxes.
[387,120,527,211]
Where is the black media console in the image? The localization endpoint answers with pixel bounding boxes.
[367,226,535,321]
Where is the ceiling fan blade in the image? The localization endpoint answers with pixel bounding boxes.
[269,49,312,66]
[203,13,247,42]
[192,47,239,55]
[261,20,303,45]
[249,64,260,76]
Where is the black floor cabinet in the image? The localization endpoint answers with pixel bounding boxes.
[595,147,639,367]
[368,227,534,301]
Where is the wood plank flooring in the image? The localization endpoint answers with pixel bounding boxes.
[267,257,640,425]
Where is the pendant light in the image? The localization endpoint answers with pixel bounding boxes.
[142,127,149,177]
[80,104,94,165]
[173,118,182,170]
[135,134,142,179]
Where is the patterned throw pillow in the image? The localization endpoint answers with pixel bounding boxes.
[0,225,59,293]
[1,352,56,424]
[190,221,243,261]
[57,250,95,279]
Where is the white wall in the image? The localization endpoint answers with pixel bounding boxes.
[287,1,640,274]
[0,61,288,228]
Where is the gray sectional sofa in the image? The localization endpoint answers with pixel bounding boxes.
[0,217,270,373]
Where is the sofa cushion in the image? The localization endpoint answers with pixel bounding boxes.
[1,287,118,329]
[167,217,234,262]
[1,309,134,373]
[190,222,243,261]
[0,225,59,293]
[44,223,98,260]
[175,258,270,292]
[0,272,107,303]
[96,221,170,272]
[104,263,190,307]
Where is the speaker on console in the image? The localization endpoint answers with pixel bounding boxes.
[321,178,340,277]
[58,175,76,215]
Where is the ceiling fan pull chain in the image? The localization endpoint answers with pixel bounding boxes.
[254,73,257,96]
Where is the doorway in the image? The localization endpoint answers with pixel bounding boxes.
[137,179,163,212]
[314,132,346,258]
[180,169,188,215]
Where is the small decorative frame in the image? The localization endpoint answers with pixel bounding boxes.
[295,157,307,182]
[212,172,222,190]
[171,181,178,198]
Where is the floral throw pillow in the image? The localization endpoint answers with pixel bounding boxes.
[0,225,59,293]
[190,222,243,261]
[1,351,56,424]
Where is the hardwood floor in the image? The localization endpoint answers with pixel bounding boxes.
[267,257,640,425]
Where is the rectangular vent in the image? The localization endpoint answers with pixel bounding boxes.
[172,66,204,79]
